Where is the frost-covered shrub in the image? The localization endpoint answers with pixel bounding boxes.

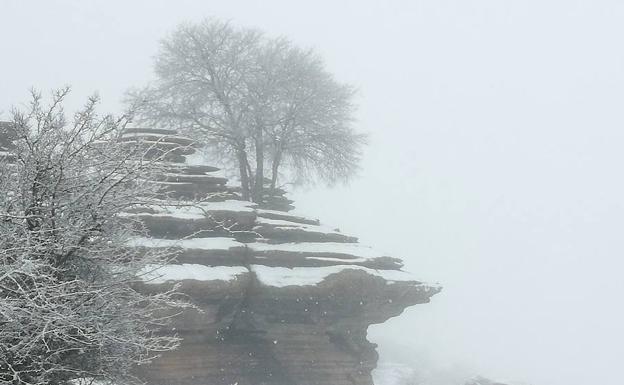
[0,89,186,385]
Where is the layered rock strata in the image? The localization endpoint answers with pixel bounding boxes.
[121,128,441,385]
[0,123,441,385]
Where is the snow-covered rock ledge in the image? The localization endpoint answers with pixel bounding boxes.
[113,127,441,385]
[0,124,440,385]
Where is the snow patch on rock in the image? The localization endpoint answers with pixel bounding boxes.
[127,237,244,250]
[139,264,248,284]
[248,241,388,259]
[250,264,424,288]
[254,217,344,235]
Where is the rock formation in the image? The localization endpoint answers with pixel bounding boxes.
[123,128,441,385]
[0,124,441,385]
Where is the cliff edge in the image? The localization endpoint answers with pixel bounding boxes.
[0,124,441,385]
[124,128,441,385]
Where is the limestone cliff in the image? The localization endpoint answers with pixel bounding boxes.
[0,124,440,385]
[122,128,441,385]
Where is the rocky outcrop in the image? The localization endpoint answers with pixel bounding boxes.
[0,124,441,385]
[121,128,441,385]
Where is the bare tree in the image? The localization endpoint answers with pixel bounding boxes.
[263,44,366,190]
[129,20,262,200]
[0,89,185,385]
[129,19,366,202]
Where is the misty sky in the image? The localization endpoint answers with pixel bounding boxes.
[2,1,624,385]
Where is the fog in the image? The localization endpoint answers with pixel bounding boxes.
[2,1,623,385]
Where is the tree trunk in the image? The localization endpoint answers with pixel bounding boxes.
[246,157,254,195]
[270,148,282,190]
[236,147,250,201]
[252,126,264,203]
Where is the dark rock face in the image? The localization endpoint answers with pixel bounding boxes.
[138,274,436,385]
[0,124,441,385]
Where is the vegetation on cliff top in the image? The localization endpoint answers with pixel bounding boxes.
[128,19,367,202]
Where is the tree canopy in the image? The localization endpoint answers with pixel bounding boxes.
[129,19,366,202]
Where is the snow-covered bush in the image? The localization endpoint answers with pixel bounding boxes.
[0,89,186,385]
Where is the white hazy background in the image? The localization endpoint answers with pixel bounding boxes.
[2,1,623,385]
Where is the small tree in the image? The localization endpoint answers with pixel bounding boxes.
[0,89,185,385]
[129,19,366,202]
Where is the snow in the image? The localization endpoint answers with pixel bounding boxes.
[248,241,388,259]
[121,131,193,142]
[121,200,256,220]
[119,207,204,220]
[306,256,369,263]
[127,237,244,250]
[164,199,256,214]
[69,378,112,385]
[255,217,344,235]
[372,362,416,385]
[121,131,186,138]
[138,264,248,284]
[256,208,319,223]
[183,151,210,166]
[162,172,225,180]
[125,205,206,220]
[197,200,256,212]
[250,264,422,288]
[150,181,193,185]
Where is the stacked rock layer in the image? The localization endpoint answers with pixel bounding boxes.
[0,124,441,385]
[122,128,441,385]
